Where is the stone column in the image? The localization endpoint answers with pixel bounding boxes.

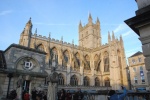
[67,63,71,85]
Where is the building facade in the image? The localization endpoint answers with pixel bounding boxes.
[125,0,150,87]
[0,14,128,98]
[128,51,149,90]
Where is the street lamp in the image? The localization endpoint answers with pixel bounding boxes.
[47,54,58,100]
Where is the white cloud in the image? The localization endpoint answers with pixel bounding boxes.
[0,10,13,16]
[122,31,132,37]
[34,22,77,26]
[114,24,127,33]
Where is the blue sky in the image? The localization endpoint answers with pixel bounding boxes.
[0,0,142,59]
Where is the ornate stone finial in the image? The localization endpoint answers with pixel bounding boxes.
[79,20,82,27]
[96,17,100,24]
[120,34,123,42]
[112,31,115,41]
[108,31,111,42]
[48,32,51,49]
[88,13,93,24]
[49,32,51,39]
[61,36,63,42]
[72,39,74,44]
[28,17,32,23]
[89,13,92,19]
[35,28,37,34]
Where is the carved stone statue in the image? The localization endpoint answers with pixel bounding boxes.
[47,70,58,100]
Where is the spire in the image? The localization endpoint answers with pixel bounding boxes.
[89,13,92,19]
[35,28,37,34]
[34,32,37,48]
[25,17,32,34]
[49,32,51,49]
[88,13,93,24]
[79,20,83,31]
[61,36,63,42]
[120,34,123,42]
[112,31,115,41]
[26,17,32,26]
[79,20,82,27]
[96,17,100,25]
[108,31,111,43]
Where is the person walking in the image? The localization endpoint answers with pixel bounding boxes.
[107,86,127,100]
[76,88,84,100]
[66,90,72,100]
[24,91,30,100]
[59,89,66,100]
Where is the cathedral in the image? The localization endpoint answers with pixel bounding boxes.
[0,14,128,98]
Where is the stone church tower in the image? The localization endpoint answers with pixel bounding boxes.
[18,15,128,90]
[19,18,32,47]
[79,13,101,48]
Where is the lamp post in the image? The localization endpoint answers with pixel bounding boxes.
[6,73,13,98]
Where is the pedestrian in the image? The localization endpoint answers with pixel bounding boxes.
[66,90,72,100]
[9,89,17,100]
[31,87,37,100]
[43,91,47,100]
[57,90,61,100]
[24,91,30,100]
[107,86,127,100]
[76,88,84,100]
[59,89,66,100]
[82,91,88,100]
[72,91,78,100]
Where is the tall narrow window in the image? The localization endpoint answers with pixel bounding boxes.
[140,66,143,71]
[132,59,135,64]
[104,52,109,72]
[58,74,64,85]
[141,76,145,83]
[133,67,136,72]
[95,77,100,86]
[134,76,138,84]
[83,76,90,86]
[104,77,110,87]
[70,75,78,86]
[138,57,142,62]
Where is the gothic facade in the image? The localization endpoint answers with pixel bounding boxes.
[0,14,128,98]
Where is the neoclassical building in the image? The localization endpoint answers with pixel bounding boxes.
[0,14,128,98]
[128,51,149,90]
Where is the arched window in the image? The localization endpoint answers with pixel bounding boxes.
[94,54,101,71]
[104,77,110,87]
[64,50,69,63]
[70,75,78,86]
[84,76,90,86]
[95,77,100,86]
[50,47,58,66]
[37,44,44,51]
[74,52,80,68]
[58,73,64,85]
[84,55,90,70]
[104,51,109,72]
[62,50,70,67]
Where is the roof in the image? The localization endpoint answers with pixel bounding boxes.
[129,51,143,58]
[4,44,47,55]
[124,5,150,36]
